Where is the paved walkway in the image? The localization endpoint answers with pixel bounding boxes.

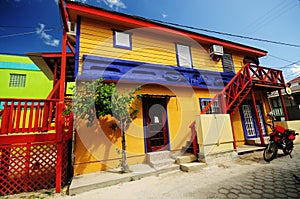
[3,145,300,199]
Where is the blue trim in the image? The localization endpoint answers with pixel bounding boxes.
[112,30,132,50]
[142,101,148,153]
[239,100,267,139]
[175,43,193,68]
[199,98,212,112]
[79,55,235,90]
[74,16,81,78]
[165,100,171,151]
[0,62,39,71]
[222,53,235,73]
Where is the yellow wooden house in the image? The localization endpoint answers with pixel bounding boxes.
[30,1,289,175]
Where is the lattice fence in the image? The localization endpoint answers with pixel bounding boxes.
[0,141,71,196]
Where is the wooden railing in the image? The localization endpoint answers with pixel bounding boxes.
[0,99,59,134]
[201,64,285,115]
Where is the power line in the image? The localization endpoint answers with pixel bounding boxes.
[0,28,61,39]
[0,25,59,29]
[148,18,300,48]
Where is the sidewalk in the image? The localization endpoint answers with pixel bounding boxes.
[69,163,181,195]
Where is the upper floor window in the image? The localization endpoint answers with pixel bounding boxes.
[200,98,220,114]
[9,74,26,87]
[175,43,193,68]
[113,30,132,50]
[222,53,234,73]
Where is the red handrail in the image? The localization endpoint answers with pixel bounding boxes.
[0,98,59,134]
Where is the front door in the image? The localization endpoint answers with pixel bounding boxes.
[142,97,169,152]
[240,102,267,139]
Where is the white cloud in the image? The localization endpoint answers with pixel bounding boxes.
[36,23,60,47]
[162,12,168,19]
[290,64,300,73]
[97,0,126,11]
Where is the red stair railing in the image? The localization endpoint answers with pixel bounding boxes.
[190,64,285,155]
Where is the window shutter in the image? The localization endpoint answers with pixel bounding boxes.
[176,44,192,68]
[222,53,234,73]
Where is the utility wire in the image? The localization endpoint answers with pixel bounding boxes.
[149,18,300,48]
[0,28,61,39]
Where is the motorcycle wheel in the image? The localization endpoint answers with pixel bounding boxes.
[263,142,278,162]
[283,142,294,155]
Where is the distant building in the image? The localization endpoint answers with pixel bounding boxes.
[268,76,300,120]
[0,54,53,112]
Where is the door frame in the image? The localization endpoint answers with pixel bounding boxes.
[239,100,267,139]
[142,96,170,153]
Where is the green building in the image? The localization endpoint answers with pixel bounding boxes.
[0,53,53,99]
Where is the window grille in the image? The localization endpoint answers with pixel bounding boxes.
[9,74,26,87]
[200,99,220,114]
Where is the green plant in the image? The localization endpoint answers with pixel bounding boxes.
[73,77,140,172]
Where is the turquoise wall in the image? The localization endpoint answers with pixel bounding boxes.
[0,54,53,99]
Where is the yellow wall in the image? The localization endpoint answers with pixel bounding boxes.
[78,18,246,75]
[73,84,212,175]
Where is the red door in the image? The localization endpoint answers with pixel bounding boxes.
[142,97,169,152]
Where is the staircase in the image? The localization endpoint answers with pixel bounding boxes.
[188,64,286,155]
[202,64,285,115]
[146,151,175,169]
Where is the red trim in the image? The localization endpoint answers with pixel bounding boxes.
[251,90,265,146]
[58,0,69,32]
[66,3,267,56]
[41,52,74,58]
[0,133,57,145]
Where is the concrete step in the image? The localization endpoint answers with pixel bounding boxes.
[175,154,197,164]
[146,151,171,162]
[180,162,207,172]
[147,151,175,169]
[246,137,269,146]
[148,159,175,170]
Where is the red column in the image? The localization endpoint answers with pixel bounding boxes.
[251,90,265,146]
[279,89,289,121]
[56,28,67,193]
[230,114,237,150]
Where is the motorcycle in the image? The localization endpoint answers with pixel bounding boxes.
[263,112,298,162]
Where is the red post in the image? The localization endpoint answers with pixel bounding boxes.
[251,90,265,146]
[189,121,198,156]
[230,114,237,150]
[56,21,68,194]
[279,89,289,121]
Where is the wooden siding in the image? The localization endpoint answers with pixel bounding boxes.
[78,17,245,75]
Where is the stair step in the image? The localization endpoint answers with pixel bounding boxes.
[175,154,197,164]
[180,162,207,172]
[149,159,175,169]
[146,151,171,162]
[246,137,269,146]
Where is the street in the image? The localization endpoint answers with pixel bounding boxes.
[63,145,300,199]
[3,145,300,199]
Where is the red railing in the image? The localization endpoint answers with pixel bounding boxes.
[190,64,285,155]
[0,99,58,134]
[201,64,285,115]
[0,98,73,196]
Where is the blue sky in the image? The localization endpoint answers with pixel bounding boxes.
[0,0,300,81]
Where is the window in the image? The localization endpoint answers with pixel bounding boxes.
[175,43,193,68]
[113,30,132,50]
[200,98,220,114]
[222,53,234,73]
[9,74,26,87]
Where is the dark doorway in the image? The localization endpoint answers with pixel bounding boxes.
[142,97,169,152]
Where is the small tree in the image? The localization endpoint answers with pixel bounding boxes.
[73,78,140,172]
